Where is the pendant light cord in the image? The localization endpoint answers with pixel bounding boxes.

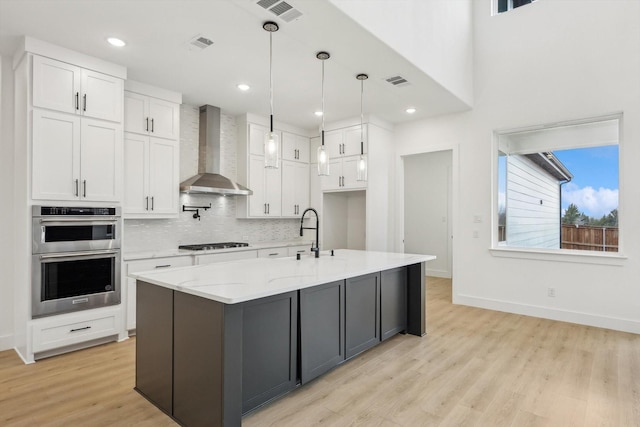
[269,31,274,132]
[360,78,364,155]
[321,59,325,143]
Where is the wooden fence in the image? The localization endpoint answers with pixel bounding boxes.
[498,224,619,252]
[561,224,618,252]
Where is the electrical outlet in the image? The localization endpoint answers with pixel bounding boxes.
[547,287,556,297]
[472,230,479,238]
[473,215,482,223]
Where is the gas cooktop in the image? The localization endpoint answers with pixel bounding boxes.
[178,242,250,251]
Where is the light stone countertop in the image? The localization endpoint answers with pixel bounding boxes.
[123,240,313,261]
[131,249,436,304]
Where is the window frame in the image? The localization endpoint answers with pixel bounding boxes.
[491,113,626,264]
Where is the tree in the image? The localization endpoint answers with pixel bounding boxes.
[562,203,581,224]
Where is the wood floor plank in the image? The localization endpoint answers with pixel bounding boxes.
[2,277,640,427]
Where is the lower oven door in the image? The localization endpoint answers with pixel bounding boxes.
[32,250,121,318]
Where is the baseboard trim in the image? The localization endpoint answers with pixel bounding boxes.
[426,268,451,279]
[454,294,640,334]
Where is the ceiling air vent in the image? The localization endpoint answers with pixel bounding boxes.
[384,75,411,88]
[186,34,214,51]
[257,0,303,23]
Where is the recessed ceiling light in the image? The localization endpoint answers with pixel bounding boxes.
[237,84,250,91]
[107,37,126,47]
[314,111,323,117]
[405,107,416,114]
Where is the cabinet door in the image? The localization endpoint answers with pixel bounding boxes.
[296,134,310,163]
[281,132,297,162]
[248,155,266,217]
[264,165,282,216]
[124,92,149,135]
[32,56,81,115]
[345,272,380,359]
[342,156,366,190]
[325,130,343,159]
[249,123,268,156]
[80,119,122,202]
[32,109,81,200]
[242,291,297,414]
[295,162,310,212]
[381,267,407,341]
[148,138,178,214]
[343,125,367,157]
[81,69,123,122]
[320,159,343,191]
[281,160,297,217]
[309,136,320,163]
[300,280,345,384]
[123,132,149,214]
[149,97,179,140]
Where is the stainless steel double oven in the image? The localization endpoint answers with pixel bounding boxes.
[32,206,121,318]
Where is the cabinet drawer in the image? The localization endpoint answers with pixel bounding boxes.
[127,256,192,275]
[196,250,258,265]
[257,248,288,258]
[32,309,120,353]
[288,246,311,257]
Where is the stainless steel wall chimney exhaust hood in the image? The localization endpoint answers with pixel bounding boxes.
[180,105,252,196]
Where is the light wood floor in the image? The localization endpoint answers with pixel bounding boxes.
[2,277,639,426]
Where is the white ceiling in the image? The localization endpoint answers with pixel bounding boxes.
[0,0,470,130]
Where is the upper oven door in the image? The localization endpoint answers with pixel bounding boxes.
[32,216,121,253]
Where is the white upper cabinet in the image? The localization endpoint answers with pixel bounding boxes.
[122,84,181,218]
[248,154,282,217]
[32,109,122,201]
[249,123,270,156]
[32,55,123,123]
[124,91,179,140]
[124,132,179,216]
[282,132,310,163]
[325,125,367,159]
[282,161,310,217]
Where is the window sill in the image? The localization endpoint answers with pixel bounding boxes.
[490,246,627,266]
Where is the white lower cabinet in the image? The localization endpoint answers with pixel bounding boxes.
[288,245,312,257]
[195,250,258,265]
[125,256,193,331]
[124,132,179,217]
[31,306,122,354]
[257,247,288,258]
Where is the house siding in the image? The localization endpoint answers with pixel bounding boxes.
[506,155,560,249]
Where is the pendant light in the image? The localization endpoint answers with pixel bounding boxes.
[316,51,330,176]
[263,22,280,169]
[356,73,368,181]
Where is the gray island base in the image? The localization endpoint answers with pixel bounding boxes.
[133,250,433,427]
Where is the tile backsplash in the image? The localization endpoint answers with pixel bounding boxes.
[123,104,303,253]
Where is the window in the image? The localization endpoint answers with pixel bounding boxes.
[496,0,536,14]
[495,115,620,253]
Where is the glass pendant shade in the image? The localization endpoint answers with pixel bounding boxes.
[317,145,329,176]
[264,128,280,168]
[356,153,367,181]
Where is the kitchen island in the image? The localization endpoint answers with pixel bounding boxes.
[132,249,435,427]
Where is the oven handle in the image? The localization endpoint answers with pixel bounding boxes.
[39,250,119,260]
[39,218,119,223]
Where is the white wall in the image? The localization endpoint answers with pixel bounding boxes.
[394,0,640,333]
[505,155,560,249]
[322,191,366,250]
[0,55,15,350]
[403,150,452,278]
[329,0,474,106]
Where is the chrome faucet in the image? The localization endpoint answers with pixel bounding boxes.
[300,208,320,258]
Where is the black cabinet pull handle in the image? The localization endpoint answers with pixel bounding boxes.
[146,117,149,132]
[151,196,154,210]
[145,196,149,210]
[83,180,87,197]
[83,93,87,112]
[155,264,171,269]
[75,92,79,110]
[70,326,91,333]
[74,179,79,196]
[151,118,154,132]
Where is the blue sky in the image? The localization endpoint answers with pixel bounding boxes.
[554,146,619,218]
